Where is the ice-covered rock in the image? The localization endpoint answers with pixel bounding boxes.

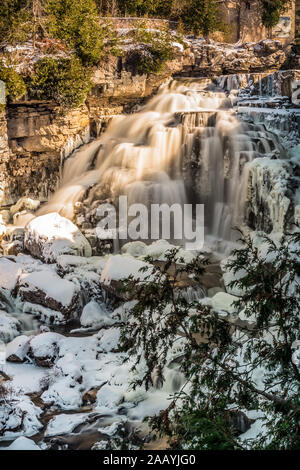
[0,311,21,343]
[6,335,31,362]
[24,213,92,263]
[18,270,79,319]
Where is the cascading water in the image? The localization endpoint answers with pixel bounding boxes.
[39,78,286,251]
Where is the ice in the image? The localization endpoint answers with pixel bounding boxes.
[0,311,21,343]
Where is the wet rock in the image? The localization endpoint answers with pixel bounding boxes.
[24,213,92,263]
[18,270,80,319]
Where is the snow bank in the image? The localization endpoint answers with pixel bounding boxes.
[24,213,92,263]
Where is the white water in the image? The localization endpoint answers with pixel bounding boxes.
[39,79,283,248]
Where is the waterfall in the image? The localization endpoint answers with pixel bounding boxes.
[39,79,285,251]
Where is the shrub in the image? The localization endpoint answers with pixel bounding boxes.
[261,0,291,29]
[128,25,175,74]
[30,56,91,108]
[46,0,107,65]
[120,232,300,450]
[0,62,27,101]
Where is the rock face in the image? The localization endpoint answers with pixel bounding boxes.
[24,213,92,263]
[178,39,287,77]
[4,103,90,206]
[0,110,10,207]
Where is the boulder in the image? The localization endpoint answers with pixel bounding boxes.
[29,332,63,367]
[6,335,31,362]
[18,270,79,319]
[24,213,92,263]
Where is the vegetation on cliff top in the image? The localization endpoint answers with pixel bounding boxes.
[0,0,293,108]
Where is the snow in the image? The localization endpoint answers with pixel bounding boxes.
[0,258,22,291]
[0,396,43,440]
[3,436,41,450]
[19,270,78,308]
[97,327,120,353]
[25,212,92,263]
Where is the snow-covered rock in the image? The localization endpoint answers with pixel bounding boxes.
[0,396,42,439]
[100,254,154,299]
[45,413,93,437]
[3,436,41,450]
[24,213,92,263]
[96,327,121,353]
[0,258,22,291]
[29,332,63,367]
[6,335,31,362]
[18,270,79,319]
